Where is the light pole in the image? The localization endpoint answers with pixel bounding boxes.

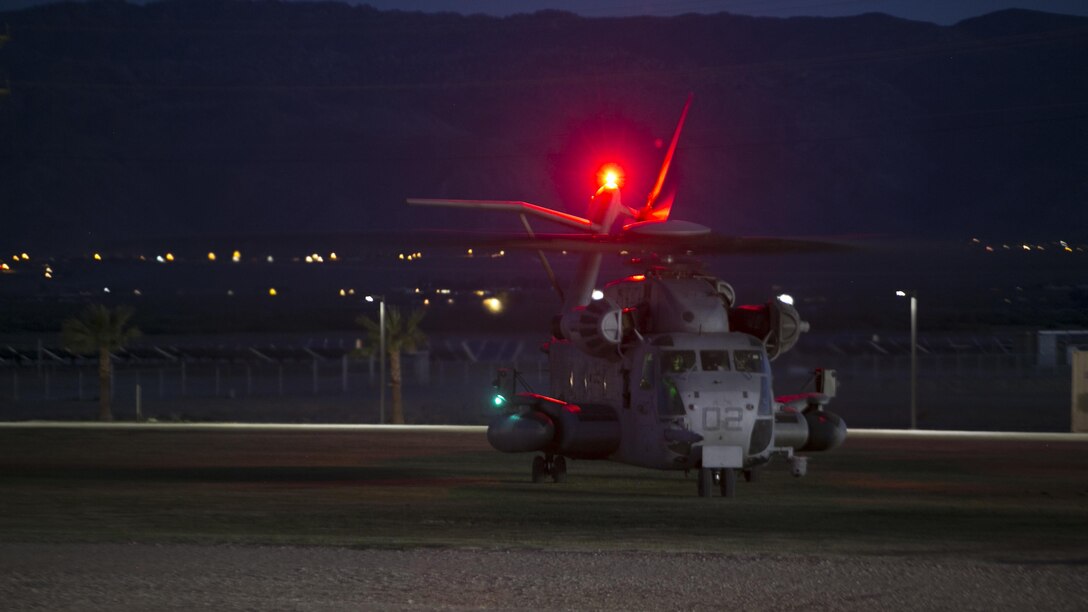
[366,295,386,424]
[895,290,918,429]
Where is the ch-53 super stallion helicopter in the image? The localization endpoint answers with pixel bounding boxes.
[409,96,846,497]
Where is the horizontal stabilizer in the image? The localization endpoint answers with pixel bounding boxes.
[622,219,710,237]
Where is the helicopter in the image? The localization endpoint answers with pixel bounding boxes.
[408,96,846,497]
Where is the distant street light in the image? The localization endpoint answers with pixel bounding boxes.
[896,290,918,429]
[366,294,386,424]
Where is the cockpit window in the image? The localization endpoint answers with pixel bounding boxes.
[662,350,696,373]
[734,350,765,373]
[659,379,686,416]
[700,350,730,371]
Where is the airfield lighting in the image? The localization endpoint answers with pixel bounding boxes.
[329,252,338,261]
[591,289,605,301]
[365,294,387,424]
[0,263,9,271]
[266,255,274,263]
[778,294,794,306]
[207,252,216,261]
[896,289,918,430]
[493,393,506,407]
[93,253,102,261]
[483,297,503,314]
[232,250,241,263]
[103,287,110,293]
[20,253,29,260]
[156,255,166,263]
[268,288,278,296]
[165,253,175,262]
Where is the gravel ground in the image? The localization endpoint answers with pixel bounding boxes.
[2,543,1086,611]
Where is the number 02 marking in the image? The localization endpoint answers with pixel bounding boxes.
[703,407,743,431]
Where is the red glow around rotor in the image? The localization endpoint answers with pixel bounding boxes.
[598,163,624,189]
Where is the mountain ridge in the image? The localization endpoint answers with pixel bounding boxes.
[1,1,1086,253]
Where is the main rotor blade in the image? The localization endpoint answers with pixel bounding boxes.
[643,93,693,217]
[470,232,853,255]
[407,199,597,232]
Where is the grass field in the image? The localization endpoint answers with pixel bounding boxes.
[1,426,1086,562]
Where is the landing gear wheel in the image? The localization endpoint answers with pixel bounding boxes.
[697,468,714,497]
[742,469,758,483]
[551,456,567,483]
[719,468,737,498]
[531,456,547,483]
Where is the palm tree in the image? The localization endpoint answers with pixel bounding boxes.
[355,306,426,424]
[62,304,140,421]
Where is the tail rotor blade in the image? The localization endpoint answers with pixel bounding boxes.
[647,190,675,222]
[642,93,693,219]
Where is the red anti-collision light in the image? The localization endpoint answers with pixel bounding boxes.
[597,163,623,189]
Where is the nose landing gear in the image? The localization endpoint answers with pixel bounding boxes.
[697,467,737,498]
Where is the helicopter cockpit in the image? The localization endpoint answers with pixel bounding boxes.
[659,346,767,375]
[638,332,775,468]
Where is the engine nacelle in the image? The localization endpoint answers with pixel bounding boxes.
[773,408,847,452]
[486,401,621,460]
[546,403,621,459]
[558,298,623,359]
[729,298,810,359]
[487,410,555,453]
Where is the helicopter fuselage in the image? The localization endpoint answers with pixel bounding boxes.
[412,95,845,496]
[485,270,846,484]
[546,331,773,471]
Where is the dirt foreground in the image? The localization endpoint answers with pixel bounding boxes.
[2,543,1087,611]
[1,424,1086,609]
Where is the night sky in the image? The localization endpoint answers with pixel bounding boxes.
[1,0,1086,334]
[4,0,1088,22]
